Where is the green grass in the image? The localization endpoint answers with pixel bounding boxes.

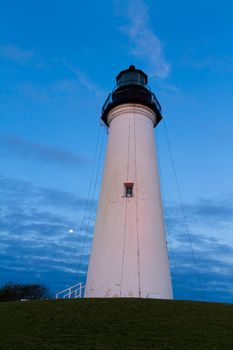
[0,298,233,349]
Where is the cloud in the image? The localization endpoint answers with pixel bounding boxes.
[38,187,93,211]
[0,177,33,197]
[0,44,34,62]
[0,175,97,216]
[16,62,106,103]
[171,237,233,302]
[0,176,95,293]
[166,214,233,301]
[164,197,233,234]
[0,133,89,168]
[117,0,170,78]
[186,199,233,221]
[163,196,233,302]
[18,79,81,103]
[182,49,233,73]
[0,176,95,247]
[63,61,105,97]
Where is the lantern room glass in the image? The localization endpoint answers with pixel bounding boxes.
[117,71,147,87]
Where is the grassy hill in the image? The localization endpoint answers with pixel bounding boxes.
[0,298,233,349]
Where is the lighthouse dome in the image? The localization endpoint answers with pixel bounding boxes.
[116,65,148,88]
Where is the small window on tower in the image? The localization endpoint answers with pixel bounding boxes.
[124,183,134,198]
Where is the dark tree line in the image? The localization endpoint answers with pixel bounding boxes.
[0,283,49,301]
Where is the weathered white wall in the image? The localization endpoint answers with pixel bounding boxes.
[85,104,173,299]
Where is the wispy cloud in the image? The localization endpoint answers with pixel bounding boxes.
[165,198,233,231]
[116,0,170,78]
[39,187,96,211]
[186,198,233,222]
[18,79,81,103]
[196,56,233,73]
[0,176,96,214]
[63,61,105,97]
[182,49,233,73]
[0,133,89,168]
[0,44,34,63]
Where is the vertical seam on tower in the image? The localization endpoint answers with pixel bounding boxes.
[120,117,130,296]
[134,109,141,297]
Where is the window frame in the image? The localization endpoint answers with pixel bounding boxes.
[124,182,134,198]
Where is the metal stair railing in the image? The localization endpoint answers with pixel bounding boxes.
[55,282,85,299]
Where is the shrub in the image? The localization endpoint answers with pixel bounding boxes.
[0,283,49,301]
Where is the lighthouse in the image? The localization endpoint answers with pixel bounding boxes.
[85,65,173,299]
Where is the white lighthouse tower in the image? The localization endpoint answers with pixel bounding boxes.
[85,65,173,299]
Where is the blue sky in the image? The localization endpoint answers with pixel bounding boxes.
[0,0,233,302]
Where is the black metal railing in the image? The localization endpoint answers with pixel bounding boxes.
[102,93,113,114]
[102,90,161,116]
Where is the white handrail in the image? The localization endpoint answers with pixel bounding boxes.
[56,282,85,299]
